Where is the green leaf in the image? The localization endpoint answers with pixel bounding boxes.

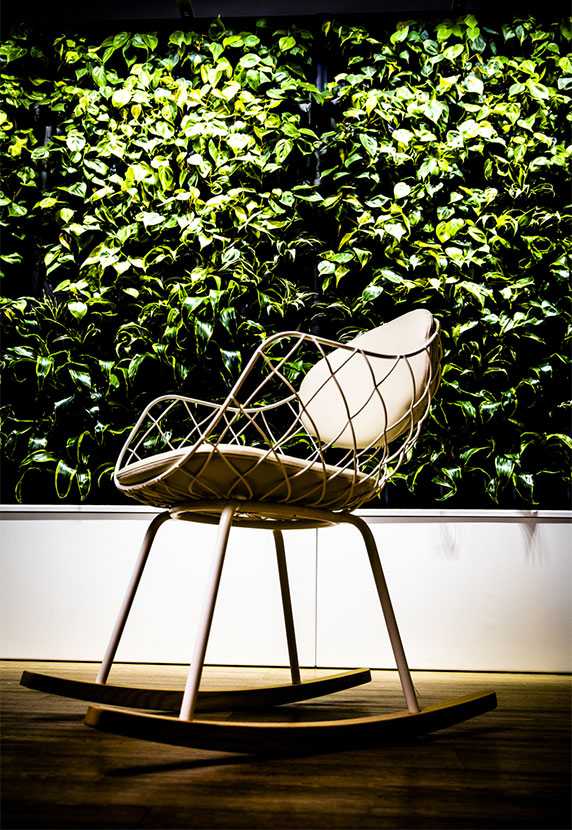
[318,261,336,275]
[55,460,77,499]
[239,53,260,68]
[392,129,413,145]
[495,455,515,479]
[221,81,241,100]
[34,196,59,209]
[275,138,293,164]
[59,207,74,223]
[220,348,242,373]
[465,75,484,95]
[68,301,87,320]
[36,355,53,379]
[92,65,106,87]
[223,35,244,48]
[66,133,85,152]
[134,33,158,51]
[111,88,132,108]
[443,44,464,60]
[194,319,213,350]
[393,182,411,200]
[278,36,296,51]
[526,80,550,100]
[228,133,252,152]
[140,211,164,228]
[385,222,406,240]
[359,134,378,156]
[361,284,383,302]
[26,450,57,465]
[436,218,464,243]
[128,353,148,379]
[68,368,91,388]
[423,100,447,124]
[545,434,572,450]
[390,24,409,44]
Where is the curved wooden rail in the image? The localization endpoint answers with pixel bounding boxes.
[20,668,371,712]
[84,691,497,755]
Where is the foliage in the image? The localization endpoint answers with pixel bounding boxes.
[0,22,319,501]
[1,15,571,506]
[316,15,572,505]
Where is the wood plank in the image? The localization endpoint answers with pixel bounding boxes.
[19,667,371,712]
[84,691,497,754]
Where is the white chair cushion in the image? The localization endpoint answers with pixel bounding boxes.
[298,308,435,449]
[116,444,376,509]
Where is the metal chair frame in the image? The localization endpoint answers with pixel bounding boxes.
[114,324,442,512]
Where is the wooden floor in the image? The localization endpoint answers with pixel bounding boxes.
[2,662,570,830]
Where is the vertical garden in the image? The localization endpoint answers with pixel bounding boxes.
[1,15,570,506]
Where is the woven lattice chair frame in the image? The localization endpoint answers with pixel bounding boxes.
[21,309,497,754]
[114,310,442,518]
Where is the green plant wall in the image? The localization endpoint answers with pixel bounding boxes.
[1,15,571,506]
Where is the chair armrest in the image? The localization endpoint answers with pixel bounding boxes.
[115,395,222,477]
[115,387,301,478]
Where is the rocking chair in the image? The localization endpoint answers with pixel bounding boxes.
[21,308,496,754]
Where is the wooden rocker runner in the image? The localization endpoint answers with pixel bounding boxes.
[21,309,496,754]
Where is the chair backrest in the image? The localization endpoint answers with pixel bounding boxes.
[298,309,437,450]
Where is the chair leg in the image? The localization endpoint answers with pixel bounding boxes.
[96,511,171,685]
[179,504,235,721]
[349,516,420,714]
[273,530,301,685]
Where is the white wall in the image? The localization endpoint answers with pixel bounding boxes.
[1,506,570,672]
[317,515,572,672]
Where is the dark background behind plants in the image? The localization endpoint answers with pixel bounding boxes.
[1,14,570,506]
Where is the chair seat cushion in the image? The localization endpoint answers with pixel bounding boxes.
[116,444,376,510]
